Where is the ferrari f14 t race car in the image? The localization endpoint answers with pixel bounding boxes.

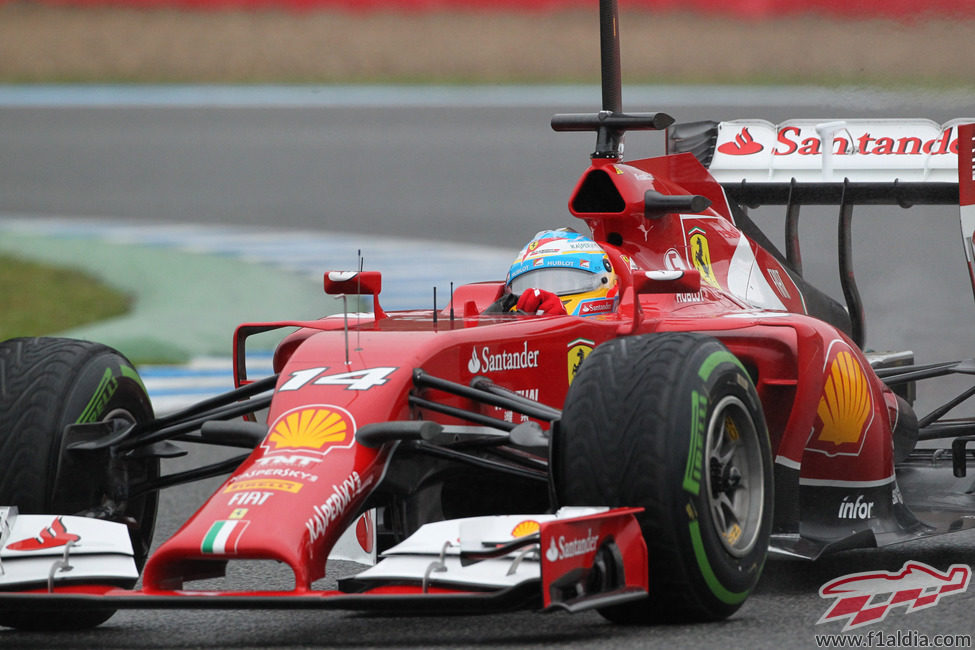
[3,0,975,631]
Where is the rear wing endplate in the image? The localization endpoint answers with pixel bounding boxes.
[960,123,975,304]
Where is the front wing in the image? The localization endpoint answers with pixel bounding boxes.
[0,507,647,617]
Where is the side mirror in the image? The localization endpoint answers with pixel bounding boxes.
[323,271,385,318]
[324,271,382,296]
[632,269,702,295]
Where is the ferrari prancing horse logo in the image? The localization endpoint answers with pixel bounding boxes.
[688,229,720,288]
[567,338,594,385]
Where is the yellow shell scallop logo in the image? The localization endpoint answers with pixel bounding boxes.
[511,520,541,538]
[817,350,872,446]
[267,406,352,453]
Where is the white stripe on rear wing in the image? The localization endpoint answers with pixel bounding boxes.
[707,119,975,183]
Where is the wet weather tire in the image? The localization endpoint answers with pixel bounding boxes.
[0,337,158,631]
[554,332,772,623]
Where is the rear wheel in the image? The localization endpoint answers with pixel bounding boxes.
[554,332,772,623]
[0,337,158,630]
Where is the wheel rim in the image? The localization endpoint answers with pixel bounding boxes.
[704,395,765,558]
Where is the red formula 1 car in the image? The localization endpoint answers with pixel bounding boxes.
[3,0,975,631]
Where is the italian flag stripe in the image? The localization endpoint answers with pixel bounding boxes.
[201,520,248,554]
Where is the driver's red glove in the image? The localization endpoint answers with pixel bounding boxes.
[516,288,567,315]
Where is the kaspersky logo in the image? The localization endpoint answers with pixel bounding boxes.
[818,561,970,631]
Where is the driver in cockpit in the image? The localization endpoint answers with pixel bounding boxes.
[488,228,619,316]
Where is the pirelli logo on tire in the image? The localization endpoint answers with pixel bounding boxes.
[683,390,707,495]
[76,367,119,424]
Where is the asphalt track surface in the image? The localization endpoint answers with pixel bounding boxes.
[5,86,975,648]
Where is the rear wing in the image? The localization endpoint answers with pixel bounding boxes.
[670,118,970,183]
[667,119,974,348]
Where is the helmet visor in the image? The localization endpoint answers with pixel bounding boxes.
[508,267,602,297]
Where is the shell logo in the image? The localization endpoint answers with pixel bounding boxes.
[817,350,872,446]
[265,406,355,455]
[511,519,541,538]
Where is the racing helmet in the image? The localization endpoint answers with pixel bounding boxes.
[506,229,618,316]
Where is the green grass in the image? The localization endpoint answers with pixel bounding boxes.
[0,254,131,340]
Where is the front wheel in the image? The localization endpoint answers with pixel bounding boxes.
[0,337,159,631]
[554,332,773,623]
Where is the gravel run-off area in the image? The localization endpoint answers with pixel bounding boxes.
[1,3,973,86]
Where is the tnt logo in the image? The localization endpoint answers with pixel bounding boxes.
[818,561,970,631]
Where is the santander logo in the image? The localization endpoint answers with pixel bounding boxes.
[467,342,540,375]
[545,538,560,562]
[544,529,599,563]
[718,122,966,159]
[717,127,764,156]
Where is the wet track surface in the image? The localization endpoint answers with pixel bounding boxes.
[4,87,975,647]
